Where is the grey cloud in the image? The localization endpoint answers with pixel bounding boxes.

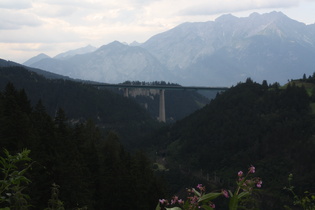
[39,0,103,10]
[129,0,161,6]
[0,10,42,30]
[0,26,81,43]
[0,0,32,10]
[178,0,299,16]
[101,8,143,25]
[34,5,78,18]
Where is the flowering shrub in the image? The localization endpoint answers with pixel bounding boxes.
[157,183,221,210]
[156,165,262,210]
[284,174,315,210]
[228,165,262,210]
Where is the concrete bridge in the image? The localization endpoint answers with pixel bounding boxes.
[93,83,229,122]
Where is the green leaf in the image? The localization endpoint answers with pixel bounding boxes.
[192,188,201,197]
[228,196,239,210]
[228,190,233,197]
[0,157,6,167]
[155,202,161,210]
[198,192,222,203]
[237,191,250,199]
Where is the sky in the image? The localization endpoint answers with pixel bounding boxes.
[1,0,315,63]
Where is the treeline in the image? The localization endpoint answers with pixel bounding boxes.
[0,83,165,209]
[150,78,315,209]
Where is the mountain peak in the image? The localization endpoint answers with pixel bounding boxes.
[23,53,50,66]
[54,45,96,60]
[130,41,141,46]
[267,11,287,18]
[108,40,124,46]
[215,14,238,23]
[98,41,126,50]
[249,11,294,24]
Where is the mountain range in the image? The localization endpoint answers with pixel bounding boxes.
[24,11,315,86]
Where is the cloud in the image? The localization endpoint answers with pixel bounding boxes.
[0,10,42,29]
[32,3,79,18]
[178,0,299,16]
[0,0,32,10]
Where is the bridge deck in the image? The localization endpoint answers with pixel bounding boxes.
[93,83,229,91]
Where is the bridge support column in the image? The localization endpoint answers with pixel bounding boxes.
[159,89,166,122]
[123,88,129,97]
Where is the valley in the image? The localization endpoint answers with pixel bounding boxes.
[1,11,315,210]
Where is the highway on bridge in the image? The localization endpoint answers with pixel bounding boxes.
[91,83,229,122]
[92,83,229,91]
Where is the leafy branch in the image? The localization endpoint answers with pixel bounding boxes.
[0,149,32,209]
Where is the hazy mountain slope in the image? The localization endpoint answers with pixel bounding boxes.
[27,41,174,83]
[23,53,50,66]
[28,57,78,77]
[54,45,97,60]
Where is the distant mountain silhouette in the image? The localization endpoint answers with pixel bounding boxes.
[24,11,315,86]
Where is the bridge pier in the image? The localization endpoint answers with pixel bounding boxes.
[96,83,228,123]
[159,89,166,122]
[123,88,129,97]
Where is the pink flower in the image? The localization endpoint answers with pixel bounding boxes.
[196,184,205,192]
[159,199,167,204]
[249,165,255,173]
[178,199,184,204]
[238,171,243,177]
[209,203,215,208]
[171,196,179,205]
[256,180,262,188]
[188,195,199,204]
[222,190,229,198]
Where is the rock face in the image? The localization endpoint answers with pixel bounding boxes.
[24,11,315,86]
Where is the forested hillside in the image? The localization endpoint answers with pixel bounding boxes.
[0,58,70,79]
[151,78,315,209]
[0,83,165,209]
[0,66,159,149]
[0,65,210,140]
